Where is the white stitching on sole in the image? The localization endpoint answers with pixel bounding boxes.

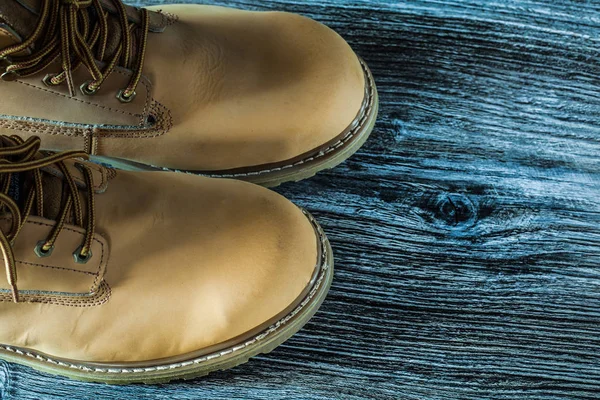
[0,209,331,375]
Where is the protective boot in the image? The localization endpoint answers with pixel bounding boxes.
[0,0,378,186]
[0,134,333,383]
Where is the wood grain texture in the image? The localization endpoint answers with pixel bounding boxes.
[2,0,600,399]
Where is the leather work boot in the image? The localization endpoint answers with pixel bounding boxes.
[0,0,378,187]
[0,135,333,384]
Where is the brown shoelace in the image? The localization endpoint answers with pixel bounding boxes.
[0,0,150,102]
[0,136,96,303]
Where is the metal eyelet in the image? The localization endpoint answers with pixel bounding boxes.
[34,240,54,258]
[1,70,18,81]
[80,80,98,96]
[73,245,93,264]
[73,162,88,174]
[146,114,157,126]
[116,89,136,103]
[42,74,57,87]
[0,56,11,68]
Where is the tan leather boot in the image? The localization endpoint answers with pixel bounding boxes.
[0,135,333,384]
[0,0,378,187]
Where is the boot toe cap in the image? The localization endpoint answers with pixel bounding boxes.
[142,5,367,170]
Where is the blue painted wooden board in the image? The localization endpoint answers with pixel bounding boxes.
[2,0,600,399]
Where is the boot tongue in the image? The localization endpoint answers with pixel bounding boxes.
[6,172,23,202]
[1,0,169,75]
[19,173,65,221]
[6,170,64,224]
[0,0,39,38]
[13,0,40,14]
[0,135,71,222]
[0,0,125,59]
[3,0,166,35]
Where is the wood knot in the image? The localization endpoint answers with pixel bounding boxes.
[430,193,478,230]
[372,116,406,151]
